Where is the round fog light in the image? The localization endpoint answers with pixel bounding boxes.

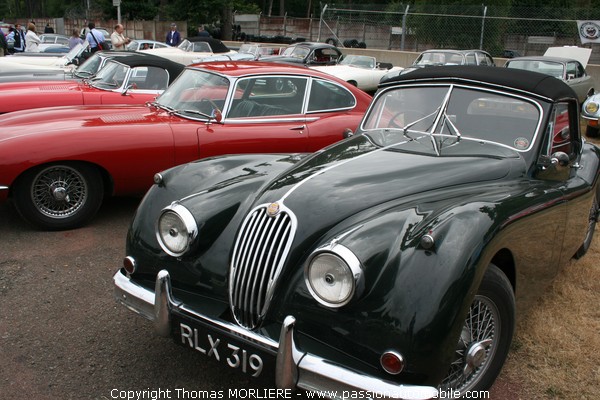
[380,351,404,375]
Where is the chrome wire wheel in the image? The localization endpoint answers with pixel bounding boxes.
[441,264,514,393]
[30,165,89,219]
[441,295,500,393]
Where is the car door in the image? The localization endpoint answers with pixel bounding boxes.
[565,61,591,102]
[537,101,593,263]
[197,75,311,158]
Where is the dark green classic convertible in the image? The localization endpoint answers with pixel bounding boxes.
[114,66,599,398]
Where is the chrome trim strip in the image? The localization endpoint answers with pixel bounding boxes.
[0,185,8,191]
[224,117,319,124]
[113,269,438,400]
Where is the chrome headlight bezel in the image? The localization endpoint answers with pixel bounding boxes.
[155,203,198,257]
[304,244,364,308]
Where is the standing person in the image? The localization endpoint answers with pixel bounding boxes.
[44,23,54,33]
[196,25,210,37]
[86,22,105,53]
[165,23,181,46]
[0,30,7,57]
[24,22,41,52]
[12,23,26,52]
[68,28,84,50]
[110,24,130,50]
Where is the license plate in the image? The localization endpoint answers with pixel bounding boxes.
[172,314,276,378]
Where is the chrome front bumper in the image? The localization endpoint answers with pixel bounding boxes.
[113,269,438,400]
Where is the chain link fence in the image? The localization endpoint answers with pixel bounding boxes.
[319,3,600,63]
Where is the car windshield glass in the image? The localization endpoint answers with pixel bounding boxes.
[340,55,375,68]
[75,53,102,77]
[90,60,129,90]
[362,85,541,154]
[65,41,88,62]
[177,39,191,51]
[156,69,230,119]
[415,52,463,66]
[282,46,309,59]
[506,60,564,79]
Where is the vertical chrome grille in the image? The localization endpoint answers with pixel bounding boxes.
[229,203,296,329]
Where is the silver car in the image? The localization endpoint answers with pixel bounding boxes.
[505,56,594,103]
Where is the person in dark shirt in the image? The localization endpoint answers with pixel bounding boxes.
[44,23,55,33]
[166,23,181,46]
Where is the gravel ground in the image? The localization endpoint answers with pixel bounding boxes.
[1,197,518,400]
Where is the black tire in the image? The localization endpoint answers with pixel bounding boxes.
[358,41,367,48]
[440,264,515,393]
[13,163,104,231]
[325,37,337,46]
[586,125,599,138]
[574,196,598,259]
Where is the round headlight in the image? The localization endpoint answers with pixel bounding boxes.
[585,101,599,115]
[156,204,197,257]
[306,252,357,307]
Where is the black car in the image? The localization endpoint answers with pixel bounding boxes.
[262,41,342,66]
[114,66,599,396]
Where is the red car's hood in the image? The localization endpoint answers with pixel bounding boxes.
[0,104,166,135]
[0,80,83,114]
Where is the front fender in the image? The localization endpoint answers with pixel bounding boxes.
[272,196,499,386]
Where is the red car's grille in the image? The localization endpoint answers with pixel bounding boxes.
[229,203,296,329]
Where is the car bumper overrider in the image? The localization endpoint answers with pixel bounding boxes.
[113,269,438,400]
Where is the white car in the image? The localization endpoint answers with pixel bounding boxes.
[311,54,403,92]
[142,37,236,65]
[126,39,169,51]
[0,42,88,73]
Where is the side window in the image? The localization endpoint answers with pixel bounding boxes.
[465,53,477,65]
[307,80,356,112]
[548,102,573,156]
[132,67,169,90]
[566,62,578,79]
[229,76,307,118]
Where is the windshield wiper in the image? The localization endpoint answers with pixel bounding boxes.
[403,108,440,140]
[442,111,461,140]
[181,109,213,119]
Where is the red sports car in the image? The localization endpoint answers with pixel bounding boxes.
[0,61,372,230]
[0,53,185,114]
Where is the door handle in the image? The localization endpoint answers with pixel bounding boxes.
[290,125,306,132]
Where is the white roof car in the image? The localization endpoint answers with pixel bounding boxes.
[311,55,403,92]
[142,37,236,64]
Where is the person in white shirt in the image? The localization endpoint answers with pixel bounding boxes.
[24,22,41,52]
[110,24,130,50]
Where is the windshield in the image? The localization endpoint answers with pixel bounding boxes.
[362,85,542,154]
[506,60,565,79]
[281,46,309,59]
[74,53,102,78]
[340,55,375,68]
[89,60,130,90]
[65,41,88,62]
[414,51,464,66]
[156,69,230,119]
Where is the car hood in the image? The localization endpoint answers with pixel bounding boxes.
[0,104,163,135]
[248,135,517,228]
[544,46,592,67]
[0,55,69,69]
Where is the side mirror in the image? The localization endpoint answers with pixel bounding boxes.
[343,128,354,138]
